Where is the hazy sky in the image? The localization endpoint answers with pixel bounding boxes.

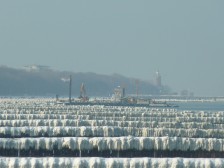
[0,1,223,96]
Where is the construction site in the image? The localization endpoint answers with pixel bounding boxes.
[56,75,177,108]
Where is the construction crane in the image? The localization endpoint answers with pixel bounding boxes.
[79,83,89,102]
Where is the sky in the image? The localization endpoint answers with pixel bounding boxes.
[0,1,224,96]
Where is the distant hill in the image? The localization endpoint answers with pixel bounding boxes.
[0,66,164,97]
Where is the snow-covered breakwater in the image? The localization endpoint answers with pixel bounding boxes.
[0,137,224,157]
[2,119,224,130]
[1,126,224,138]
[0,157,224,168]
[0,98,224,163]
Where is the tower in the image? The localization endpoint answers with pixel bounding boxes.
[155,70,162,87]
[69,75,72,103]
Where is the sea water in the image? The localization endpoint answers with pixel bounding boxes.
[176,101,224,111]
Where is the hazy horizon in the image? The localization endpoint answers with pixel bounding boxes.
[1,1,223,96]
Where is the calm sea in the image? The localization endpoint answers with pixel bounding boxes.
[175,101,224,111]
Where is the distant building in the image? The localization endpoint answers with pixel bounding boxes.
[23,65,50,72]
[155,70,162,87]
[180,90,194,97]
[113,86,125,101]
[180,90,188,97]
